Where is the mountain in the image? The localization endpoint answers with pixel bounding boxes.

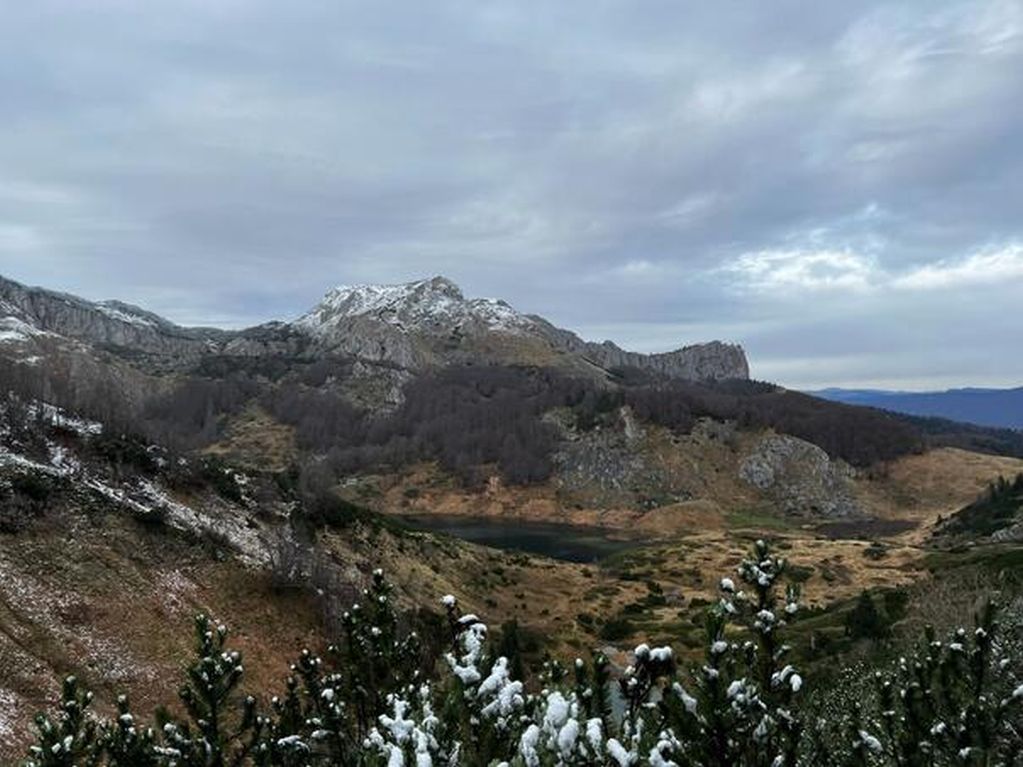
[0,273,748,389]
[811,386,1023,430]
[293,276,749,379]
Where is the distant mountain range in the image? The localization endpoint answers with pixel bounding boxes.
[810,387,1023,430]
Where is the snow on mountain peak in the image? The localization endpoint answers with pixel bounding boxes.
[294,276,536,336]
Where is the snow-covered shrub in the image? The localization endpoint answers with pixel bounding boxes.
[809,600,1023,766]
[98,695,161,766]
[604,538,804,767]
[250,568,429,763]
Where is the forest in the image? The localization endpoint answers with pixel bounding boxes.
[0,353,977,492]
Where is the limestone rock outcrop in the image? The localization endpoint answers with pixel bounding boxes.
[739,434,860,517]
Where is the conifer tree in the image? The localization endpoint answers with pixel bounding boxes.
[24,676,99,767]
[160,614,254,766]
[97,695,159,766]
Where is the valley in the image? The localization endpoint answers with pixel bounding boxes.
[6,3,1023,759]
[2,273,1022,760]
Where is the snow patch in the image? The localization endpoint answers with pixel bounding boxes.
[0,688,20,741]
[35,403,103,436]
[95,302,157,328]
[0,316,46,345]
[294,277,538,337]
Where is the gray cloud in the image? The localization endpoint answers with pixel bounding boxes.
[1,0,1021,388]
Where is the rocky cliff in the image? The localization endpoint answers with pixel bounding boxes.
[526,315,747,381]
[0,275,224,357]
[583,339,749,381]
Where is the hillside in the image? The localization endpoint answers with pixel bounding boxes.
[932,471,1023,544]
[0,396,623,757]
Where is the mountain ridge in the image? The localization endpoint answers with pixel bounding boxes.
[0,272,749,386]
[811,386,1023,430]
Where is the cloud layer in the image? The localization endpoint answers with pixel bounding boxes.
[1,1,1021,388]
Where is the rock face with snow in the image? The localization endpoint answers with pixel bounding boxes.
[292,276,549,369]
[0,275,224,357]
[295,276,536,340]
[739,434,860,517]
[291,276,750,381]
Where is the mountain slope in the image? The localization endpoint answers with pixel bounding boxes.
[5,378,1022,759]
[812,387,1023,430]
[4,282,1023,757]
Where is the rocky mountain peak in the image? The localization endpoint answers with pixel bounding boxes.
[308,275,465,319]
[293,275,537,338]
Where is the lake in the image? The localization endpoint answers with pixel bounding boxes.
[398,515,643,563]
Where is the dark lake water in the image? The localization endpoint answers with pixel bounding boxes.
[398,515,644,563]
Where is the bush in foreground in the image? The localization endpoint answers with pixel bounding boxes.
[24,542,1023,766]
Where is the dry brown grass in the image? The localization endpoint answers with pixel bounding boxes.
[329,444,1023,660]
[0,508,322,761]
[854,448,1023,543]
[339,444,1023,663]
[204,406,298,472]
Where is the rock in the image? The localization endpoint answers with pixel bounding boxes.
[582,339,749,381]
[739,434,860,517]
[619,406,645,444]
[529,314,748,381]
[293,276,750,382]
[991,519,1023,543]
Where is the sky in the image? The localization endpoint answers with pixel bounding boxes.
[1,1,1022,390]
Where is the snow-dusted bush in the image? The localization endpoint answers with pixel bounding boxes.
[808,600,1023,766]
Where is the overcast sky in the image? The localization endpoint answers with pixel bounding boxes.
[2,1,1022,390]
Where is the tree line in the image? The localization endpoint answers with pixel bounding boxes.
[2,355,928,489]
